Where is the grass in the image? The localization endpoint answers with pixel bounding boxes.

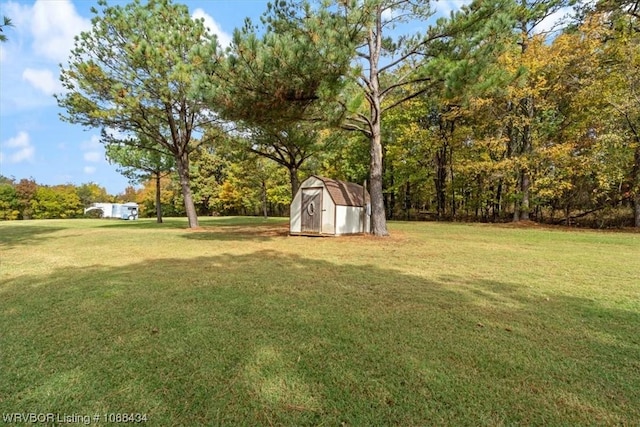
[1,217,639,426]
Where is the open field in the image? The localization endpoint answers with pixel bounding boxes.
[1,217,639,425]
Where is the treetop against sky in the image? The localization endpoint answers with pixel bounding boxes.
[0,0,571,195]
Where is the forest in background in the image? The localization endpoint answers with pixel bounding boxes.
[1,0,639,229]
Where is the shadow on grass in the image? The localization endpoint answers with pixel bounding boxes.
[95,216,290,241]
[96,216,289,230]
[1,251,638,426]
[0,225,67,248]
[93,218,190,229]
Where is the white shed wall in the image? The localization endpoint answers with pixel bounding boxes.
[322,193,335,235]
[289,189,302,233]
[336,205,365,234]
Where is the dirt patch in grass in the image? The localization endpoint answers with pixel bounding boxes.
[187,223,414,243]
[186,223,290,237]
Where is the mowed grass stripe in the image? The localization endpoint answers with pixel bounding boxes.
[0,217,638,425]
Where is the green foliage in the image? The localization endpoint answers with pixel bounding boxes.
[76,182,111,207]
[318,131,369,184]
[0,183,19,220]
[104,136,175,185]
[213,148,291,216]
[205,0,352,130]
[0,178,122,220]
[31,185,83,219]
[199,1,352,200]
[189,145,225,215]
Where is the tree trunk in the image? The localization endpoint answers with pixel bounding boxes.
[387,160,395,220]
[519,93,533,221]
[435,146,447,220]
[176,153,198,228]
[369,117,388,236]
[262,180,268,219]
[404,181,411,221]
[633,139,640,227]
[289,165,300,200]
[513,184,520,222]
[370,138,388,235]
[365,10,388,237]
[494,181,503,221]
[388,191,395,220]
[154,173,163,223]
[449,139,456,219]
[520,170,530,221]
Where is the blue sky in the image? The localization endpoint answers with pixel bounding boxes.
[0,0,570,195]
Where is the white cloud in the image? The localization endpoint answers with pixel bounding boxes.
[2,1,32,33]
[434,0,469,17]
[534,7,573,34]
[9,145,35,163]
[0,1,87,115]
[104,127,130,140]
[30,0,91,63]
[22,68,63,95]
[80,135,102,151]
[1,131,35,164]
[84,151,102,162]
[192,9,232,48]
[5,131,30,148]
[79,135,104,171]
[381,8,396,21]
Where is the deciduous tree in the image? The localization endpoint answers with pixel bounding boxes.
[0,180,19,220]
[332,0,514,235]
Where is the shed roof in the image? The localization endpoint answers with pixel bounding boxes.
[314,176,370,207]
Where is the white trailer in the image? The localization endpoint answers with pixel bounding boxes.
[84,202,139,220]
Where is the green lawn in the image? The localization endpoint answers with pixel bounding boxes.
[1,217,639,425]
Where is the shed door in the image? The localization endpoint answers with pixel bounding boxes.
[301,188,322,233]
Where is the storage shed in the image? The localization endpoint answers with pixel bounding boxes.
[290,176,370,236]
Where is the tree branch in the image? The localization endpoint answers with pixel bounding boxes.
[382,87,430,114]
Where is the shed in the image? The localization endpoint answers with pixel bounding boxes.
[290,176,370,236]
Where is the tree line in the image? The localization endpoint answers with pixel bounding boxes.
[0,149,292,220]
[6,0,640,230]
[0,177,116,220]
